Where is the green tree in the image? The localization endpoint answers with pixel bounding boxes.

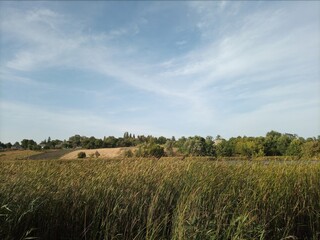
[183,136,207,156]
[286,139,303,157]
[276,135,292,155]
[264,131,282,156]
[5,142,12,149]
[205,136,216,156]
[165,140,174,156]
[157,136,167,145]
[301,141,320,158]
[0,141,6,149]
[234,137,264,158]
[104,136,118,148]
[135,143,164,158]
[94,139,103,148]
[216,139,234,157]
[149,144,165,158]
[69,135,81,148]
[123,132,129,139]
[21,139,38,150]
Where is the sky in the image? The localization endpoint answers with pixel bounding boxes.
[0,1,319,143]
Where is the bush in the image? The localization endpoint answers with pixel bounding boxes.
[77,152,86,158]
[135,143,164,158]
[95,151,100,158]
[124,149,134,158]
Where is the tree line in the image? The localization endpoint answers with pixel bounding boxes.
[0,131,319,158]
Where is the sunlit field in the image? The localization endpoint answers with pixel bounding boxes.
[0,150,39,161]
[1,158,319,240]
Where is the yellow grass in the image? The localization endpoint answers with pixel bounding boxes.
[0,150,39,161]
[1,159,319,239]
[60,147,135,159]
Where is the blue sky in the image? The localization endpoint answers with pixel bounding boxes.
[0,1,319,143]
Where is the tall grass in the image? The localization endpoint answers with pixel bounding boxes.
[0,158,319,239]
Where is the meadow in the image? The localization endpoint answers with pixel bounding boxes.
[0,158,319,240]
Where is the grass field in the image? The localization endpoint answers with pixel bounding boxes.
[0,150,40,161]
[60,147,135,160]
[0,158,319,240]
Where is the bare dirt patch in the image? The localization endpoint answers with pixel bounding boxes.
[28,149,74,160]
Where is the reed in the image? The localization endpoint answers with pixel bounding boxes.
[0,158,319,239]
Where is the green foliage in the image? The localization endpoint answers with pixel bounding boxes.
[286,139,303,156]
[178,136,216,156]
[164,140,175,156]
[234,137,264,158]
[103,136,118,148]
[205,136,216,156]
[135,143,165,158]
[264,133,281,156]
[156,136,167,145]
[21,139,39,150]
[301,141,320,158]
[0,141,5,149]
[5,142,12,149]
[183,136,207,156]
[3,131,320,159]
[216,139,234,157]
[77,152,86,158]
[68,134,82,148]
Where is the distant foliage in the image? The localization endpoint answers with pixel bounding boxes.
[21,139,40,150]
[135,143,165,158]
[164,140,175,156]
[2,131,320,159]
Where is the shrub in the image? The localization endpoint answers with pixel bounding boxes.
[135,143,164,158]
[124,149,133,158]
[95,151,100,158]
[77,152,86,158]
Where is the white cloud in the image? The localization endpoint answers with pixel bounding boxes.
[0,2,319,140]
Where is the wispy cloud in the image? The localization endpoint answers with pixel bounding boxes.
[0,1,319,141]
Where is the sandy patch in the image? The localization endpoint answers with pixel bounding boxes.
[60,147,134,159]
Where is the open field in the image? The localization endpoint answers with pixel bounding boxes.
[28,149,74,160]
[60,147,135,160]
[0,158,319,240]
[0,148,132,161]
[0,150,39,161]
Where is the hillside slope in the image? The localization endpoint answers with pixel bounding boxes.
[60,147,134,159]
